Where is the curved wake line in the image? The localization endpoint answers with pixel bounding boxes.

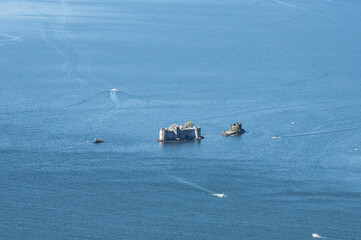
[40,31,70,80]
[279,125,361,138]
[31,0,83,86]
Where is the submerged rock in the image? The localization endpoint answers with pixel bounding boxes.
[221,122,245,136]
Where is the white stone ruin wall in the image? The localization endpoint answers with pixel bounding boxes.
[195,127,201,138]
[159,129,166,141]
[159,126,200,141]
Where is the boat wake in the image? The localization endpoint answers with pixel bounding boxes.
[313,233,328,239]
[272,0,308,11]
[279,125,361,139]
[110,91,122,107]
[0,33,23,43]
[66,91,108,107]
[168,175,214,194]
[66,87,153,109]
[312,233,360,240]
[167,175,225,197]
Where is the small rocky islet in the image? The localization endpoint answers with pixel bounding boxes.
[221,122,245,137]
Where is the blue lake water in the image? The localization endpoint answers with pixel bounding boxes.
[1,0,361,239]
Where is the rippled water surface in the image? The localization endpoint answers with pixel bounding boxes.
[1,0,361,239]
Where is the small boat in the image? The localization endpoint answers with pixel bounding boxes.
[109,88,119,92]
[212,193,226,198]
[312,233,322,238]
[93,138,104,144]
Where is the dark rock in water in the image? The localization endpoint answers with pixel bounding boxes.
[221,122,245,136]
[93,138,104,144]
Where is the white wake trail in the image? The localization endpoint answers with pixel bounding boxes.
[276,125,361,139]
[41,31,70,80]
[59,0,67,25]
[313,233,328,238]
[0,34,23,42]
[168,175,215,194]
[272,0,308,11]
[272,0,338,23]
[110,91,122,107]
[313,233,361,240]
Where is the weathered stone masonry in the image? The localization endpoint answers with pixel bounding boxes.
[158,124,202,142]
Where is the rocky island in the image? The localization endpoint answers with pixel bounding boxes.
[158,121,204,142]
[221,122,245,136]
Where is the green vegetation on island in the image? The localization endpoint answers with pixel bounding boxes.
[183,121,194,128]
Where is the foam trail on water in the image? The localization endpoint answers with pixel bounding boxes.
[59,0,67,25]
[40,31,70,81]
[312,233,360,240]
[110,91,122,107]
[280,125,361,139]
[168,175,214,194]
[272,0,338,23]
[0,34,23,42]
[272,0,308,11]
[313,233,328,238]
[118,89,148,102]
[115,88,154,106]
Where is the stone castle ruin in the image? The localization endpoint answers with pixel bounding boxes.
[158,123,203,142]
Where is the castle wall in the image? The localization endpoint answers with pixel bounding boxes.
[177,128,196,140]
[159,129,165,141]
[163,130,177,140]
[193,127,200,138]
[159,126,200,141]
